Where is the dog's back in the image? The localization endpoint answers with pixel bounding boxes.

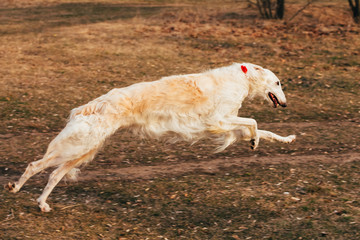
[76,73,217,141]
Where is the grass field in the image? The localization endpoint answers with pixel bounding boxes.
[1,0,359,239]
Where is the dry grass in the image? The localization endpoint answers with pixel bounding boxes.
[0,0,359,239]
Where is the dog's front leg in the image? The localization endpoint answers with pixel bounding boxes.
[258,130,296,144]
[222,117,260,149]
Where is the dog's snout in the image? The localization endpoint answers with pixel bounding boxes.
[281,103,287,108]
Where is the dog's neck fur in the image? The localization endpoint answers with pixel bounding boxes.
[236,63,267,101]
[207,63,266,102]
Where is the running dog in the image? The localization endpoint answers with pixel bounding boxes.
[6,63,296,212]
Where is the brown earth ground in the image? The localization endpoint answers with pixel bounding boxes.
[1,0,360,239]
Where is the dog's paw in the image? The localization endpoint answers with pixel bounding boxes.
[5,182,18,193]
[38,202,52,212]
[250,138,259,150]
[286,135,296,143]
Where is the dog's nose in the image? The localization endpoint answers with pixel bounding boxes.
[281,103,287,108]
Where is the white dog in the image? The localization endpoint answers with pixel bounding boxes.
[6,63,296,212]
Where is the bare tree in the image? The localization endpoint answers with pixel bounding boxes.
[348,0,360,23]
[249,0,285,19]
[286,0,314,23]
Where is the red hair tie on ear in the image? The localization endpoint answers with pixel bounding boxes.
[241,65,247,74]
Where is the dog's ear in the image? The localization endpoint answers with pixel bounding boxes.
[253,66,266,77]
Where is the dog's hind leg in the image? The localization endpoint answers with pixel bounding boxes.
[5,156,55,193]
[258,130,296,143]
[37,150,96,212]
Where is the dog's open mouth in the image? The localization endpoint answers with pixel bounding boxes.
[268,92,287,108]
[268,92,280,108]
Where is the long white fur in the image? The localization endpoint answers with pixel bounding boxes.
[6,63,296,212]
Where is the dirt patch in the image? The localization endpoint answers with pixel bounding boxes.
[77,152,360,181]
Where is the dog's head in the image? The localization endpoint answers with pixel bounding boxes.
[240,63,287,108]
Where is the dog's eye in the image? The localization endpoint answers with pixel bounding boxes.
[276,81,280,86]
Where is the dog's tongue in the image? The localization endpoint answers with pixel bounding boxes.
[269,93,278,108]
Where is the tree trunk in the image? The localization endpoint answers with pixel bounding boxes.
[253,0,286,20]
[348,0,360,23]
[275,0,285,19]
